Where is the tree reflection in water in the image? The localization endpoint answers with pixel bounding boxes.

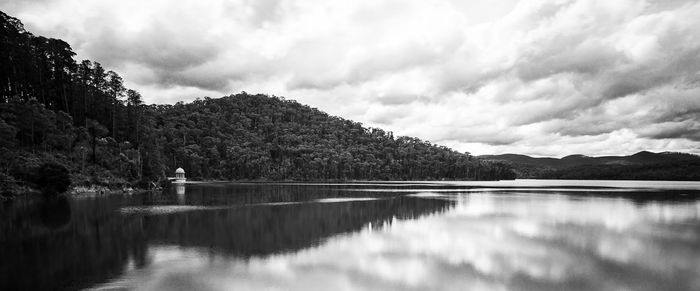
[0,184,452,290]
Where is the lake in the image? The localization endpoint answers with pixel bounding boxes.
[2,180,700,290]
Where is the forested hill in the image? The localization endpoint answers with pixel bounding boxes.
[480,151,700,180]
[0,11,515,196]
[149,94,515,181]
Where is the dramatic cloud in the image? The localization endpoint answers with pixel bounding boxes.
[2,0,700,156]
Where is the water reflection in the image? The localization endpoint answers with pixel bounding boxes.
[175,184,186,204]
[2,182,700,290]
[139,196,450,257]
[0,194,149,290]
[39,196,72,229]
[100,190,700,291]
[0,184,451,290]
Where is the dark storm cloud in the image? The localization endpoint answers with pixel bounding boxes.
[152,71,231,91]
[636,122,700,141]
[514,39,621,83]
[88,26,221,72]
[78,15,241,92]
[439,127,524,146]
[601,49,700,99]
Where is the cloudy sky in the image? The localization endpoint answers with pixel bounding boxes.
[2,0,700,157]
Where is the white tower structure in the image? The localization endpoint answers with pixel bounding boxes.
[174,167,186,184]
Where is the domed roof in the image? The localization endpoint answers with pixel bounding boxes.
[175,167,185,174]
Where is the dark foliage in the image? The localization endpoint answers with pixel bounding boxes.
[1,10,147,193]
[538,160,700,181]
[482,151,700,180]
[0,10,515,196]
[32,162,71,195]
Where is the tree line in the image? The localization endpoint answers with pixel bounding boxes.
[481,152,700,181]
[537,161,700,181]
[0,11,515,196]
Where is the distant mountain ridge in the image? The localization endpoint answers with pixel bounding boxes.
[479,151,700,180]
[480,151,700,168]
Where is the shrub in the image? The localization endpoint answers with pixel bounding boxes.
[0,172,21,198]
[33,162,71,195]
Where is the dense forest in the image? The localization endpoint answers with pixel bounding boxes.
[0,11,515,197]
[481,151,700,180]
[537,160,700,180]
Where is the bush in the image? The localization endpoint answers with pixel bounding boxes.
[0,172,21,198]
[33,162,71,195]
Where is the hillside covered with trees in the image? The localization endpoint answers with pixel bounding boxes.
[480,151,700,180]
[0,11,515,197]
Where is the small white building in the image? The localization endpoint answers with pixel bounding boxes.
[174,167,186,184]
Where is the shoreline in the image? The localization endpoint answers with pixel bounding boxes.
[69,185,152,198]
[1,185,153,201]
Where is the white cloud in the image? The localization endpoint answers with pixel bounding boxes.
[3,0,700,156]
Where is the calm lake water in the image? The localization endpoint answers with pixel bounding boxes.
[2,180,700,290]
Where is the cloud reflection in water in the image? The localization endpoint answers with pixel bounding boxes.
[98,193,700,291]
